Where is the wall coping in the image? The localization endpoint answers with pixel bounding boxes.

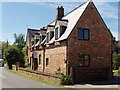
[19,67,61,78]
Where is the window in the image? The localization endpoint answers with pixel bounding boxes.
[78,29,89,40]
[46,32,49,43]
[32,41,34,45]
[42,36,46,41]
[36,39,39,44]
[39,55,41,65]
[46,58,49,66]
[55,27,59,40]
[60,26,66,37]
[50,31,54,40]
[84,55,90,66]
[30,57,32,66]
[40,35,45,43]
[78,54,90,66]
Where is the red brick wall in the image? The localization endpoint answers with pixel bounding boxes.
[44,41,67,75]
[28,48,32,65]
[67,2,112,80]
[34,50,44,72]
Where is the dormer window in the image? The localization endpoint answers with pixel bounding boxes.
[31,37,34,46]
[46,32,50,43]
[42,36,46,41]
[55,27,59,40]
[60,26,66,37]
[50,31,54,40]
[35,39,39,44]
[40,35,46,43]
[32,41,34,46]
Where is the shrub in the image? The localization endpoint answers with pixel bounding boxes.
[118,67,120,73]
[60,75,73,85]
[4,45,24,69]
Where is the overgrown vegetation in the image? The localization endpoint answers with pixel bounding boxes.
[112,53,120,75]
[2,33,26,69]
[60,75,73,85]
[118,67,120,73]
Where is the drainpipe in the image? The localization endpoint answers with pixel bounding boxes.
[66,40,69,75]
[43,45,45,72]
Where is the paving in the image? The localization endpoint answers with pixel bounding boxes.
[65,76,120,89]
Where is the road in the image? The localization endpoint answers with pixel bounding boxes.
[0,67,119,90]
[1,67,61,88]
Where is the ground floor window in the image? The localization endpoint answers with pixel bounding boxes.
[78,54,90,66]
[30,57,32,66]
[46,58,49,66]
[39,55,41,65]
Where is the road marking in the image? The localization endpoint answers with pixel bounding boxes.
[0,75,6,79]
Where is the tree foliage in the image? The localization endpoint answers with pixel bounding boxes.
[3,33,26,69]
[113,53,120,70]
[22,46,28,66]
[13,33,25,50]
[4,45,24,69]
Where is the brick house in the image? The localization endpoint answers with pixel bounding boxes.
[26,0,113,82]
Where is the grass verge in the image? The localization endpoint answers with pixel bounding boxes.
[9,70,64,87]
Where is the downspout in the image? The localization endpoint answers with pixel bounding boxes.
[43,45,45,72]
[66,40,69,75]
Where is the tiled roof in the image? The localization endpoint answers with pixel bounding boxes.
[28,29,40,37]
[27,0,91,45]
[46,0,90,44]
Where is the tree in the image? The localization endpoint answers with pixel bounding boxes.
[22,46,28,66]
[4,45,24,69]
[113,53,120,70]
[13,33,25,50]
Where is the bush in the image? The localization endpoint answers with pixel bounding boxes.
[118,67,120,73]
[4,45,25,69]
[60,75,73,85]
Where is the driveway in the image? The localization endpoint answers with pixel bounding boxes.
[65,76,120,89]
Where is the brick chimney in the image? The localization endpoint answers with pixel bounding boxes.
[56,6,64,20]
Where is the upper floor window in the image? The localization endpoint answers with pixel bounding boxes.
[55,27,59,40]
[60,26,66,37]
[35,39,39,44]
[50,31,54,40]
[32,41,34,46]
[78,28,89,40]
[46,32,49,43]
[42,36,46,41]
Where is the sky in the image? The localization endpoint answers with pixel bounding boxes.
[1,0,119,44]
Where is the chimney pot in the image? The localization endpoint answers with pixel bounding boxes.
[56,6,64,20]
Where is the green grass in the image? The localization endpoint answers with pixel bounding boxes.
[9,70,64,87]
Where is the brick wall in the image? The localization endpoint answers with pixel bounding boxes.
[17,67,61,83]
[71,67,108,83]
[45,41,67,75]
[67,2,112,81]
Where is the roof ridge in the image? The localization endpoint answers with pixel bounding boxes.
[28,28,39,31]
[63,1,88,18]
[49,0,90,25]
